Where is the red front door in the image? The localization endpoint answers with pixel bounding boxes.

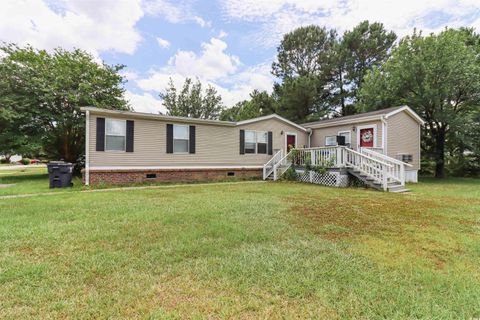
[286,134,296,152]
[359,128,374,148]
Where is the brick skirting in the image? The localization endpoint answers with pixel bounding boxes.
[83,168,263,185]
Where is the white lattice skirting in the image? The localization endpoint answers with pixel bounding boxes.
[296,170,349,188]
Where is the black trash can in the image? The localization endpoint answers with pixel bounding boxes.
[47,161,74,188]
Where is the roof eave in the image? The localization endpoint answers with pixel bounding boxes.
[79,107,236,126]
[236,114,307,132]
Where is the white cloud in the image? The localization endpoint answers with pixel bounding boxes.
[221,0,480,46]
[137,37,241,92]
[135,37,273,107]
[0,0,144,55]
[144,0,210,27]
[125,90,166,114]
[156,37,170,48]
[193,16,212,28]
[218,30,228,38]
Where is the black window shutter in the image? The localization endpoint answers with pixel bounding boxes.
[166,124,173,153]
[239,130,245,155]
[96,117,105,151]
[126,120,134,152]
[268,131,273,155]
[189,125,196,154]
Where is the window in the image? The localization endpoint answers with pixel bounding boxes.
[105,119,126,151]
[400,154,413,163]
[245,130,256,154]
[257,131,268,154]
[338,131,351,147]
[173,125,189,153]
[325,135,337,146]
[244,130,268,154]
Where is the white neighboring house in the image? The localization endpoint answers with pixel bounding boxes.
[0,155,22,163]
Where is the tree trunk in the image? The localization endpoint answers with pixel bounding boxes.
[434,127,446,178]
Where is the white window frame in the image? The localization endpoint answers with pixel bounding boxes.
[173,124,190,154]
[244,130,269,154]
[338,130,351,147]
[105,118,126,152]
[325,135,337,147]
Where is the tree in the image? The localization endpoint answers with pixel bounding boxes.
[358,29,480,178]
[272,25,337,79]
[0,44,128,164]
[219,90,276,121]
[274,75,331,122]
[332,21,396,116]
[160,78,223,119]
[272,26,337,122]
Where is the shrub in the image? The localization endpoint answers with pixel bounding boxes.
[0,158,7,164]
[21,158,31,165]
[281,167,298,181]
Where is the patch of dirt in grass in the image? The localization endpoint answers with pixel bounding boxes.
[286,194,441,240]
[286,192,479,270]
[0,184,15,188]
[151,274,338,319]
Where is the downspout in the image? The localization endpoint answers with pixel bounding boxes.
[381,116,387,154]
[85,110,90,186]
[307,128,312,148]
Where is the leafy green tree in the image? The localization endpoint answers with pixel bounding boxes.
[0,44,128,164]
[160,78,223,119]
[274,75,331,122]
[272,25,337,79]
[220,90,276,121]
[342,21,396,111]
[272,26,337,122]
[358,29,480,178]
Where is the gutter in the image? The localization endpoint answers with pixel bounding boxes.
[307,128,312,148]
[85,110,90,186]
[381,116,387,154]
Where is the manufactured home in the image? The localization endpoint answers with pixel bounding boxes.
[81,106,424,192]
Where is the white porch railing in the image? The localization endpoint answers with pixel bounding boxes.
[344,148,392,191]
[288,147,341,167]
[362,147,384,154]
[263,149,283,180]
[360,148,411,186]
[266,146,404,191]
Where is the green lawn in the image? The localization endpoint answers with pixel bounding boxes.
[0,172,479,319]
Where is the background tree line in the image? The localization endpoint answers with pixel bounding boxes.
[161,22,479,178]
[1,20,478,178]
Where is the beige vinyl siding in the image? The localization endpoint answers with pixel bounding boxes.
[88,114,307,167]
[310,120,383,150]
[386,111,421,170]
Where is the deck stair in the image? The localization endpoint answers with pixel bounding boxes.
[263,146,411,192]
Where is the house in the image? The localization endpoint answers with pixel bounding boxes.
[80,106,424,191]
[302,106,424,183]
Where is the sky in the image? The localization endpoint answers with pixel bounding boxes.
[1,0,480,114]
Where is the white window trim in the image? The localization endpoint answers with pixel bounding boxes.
[338,130,351,146]
[284,132,297,153]
[244,130,269,154]
[173,124,190,154]
[105,118,126,152]
[325,135,337,147]
[356,124,378,149]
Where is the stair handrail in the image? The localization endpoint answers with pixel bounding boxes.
[360,148,411,186]
[360,148,413,167]
[346,148,393,168]
[263,149,283,180]
[344,147,393,191]
[272,149,294,180]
